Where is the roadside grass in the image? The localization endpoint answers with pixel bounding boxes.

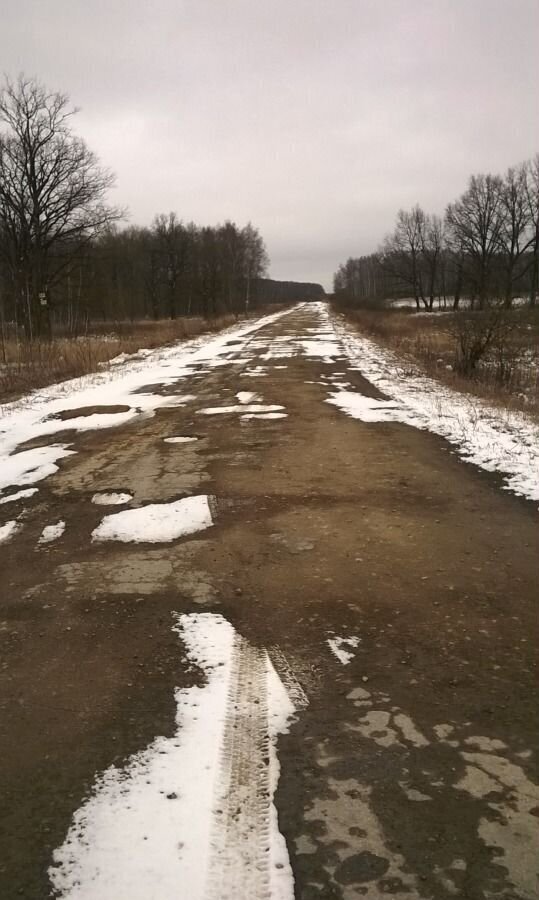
[335,305,539,417]
[0,314,241,402]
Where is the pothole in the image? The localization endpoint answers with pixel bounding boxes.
[45,405,131,421]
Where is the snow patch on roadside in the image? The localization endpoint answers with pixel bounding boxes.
[308,303,539,503]
[0,444,75,492]
[92,496,213,543]
[49,613,297,900]
[327,391,408,423]
[163,436,198,444]
[0,305,298,493]
[0,487,38,505]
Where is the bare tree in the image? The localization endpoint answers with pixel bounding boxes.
[241,223,268,313]
[380,206,427,309]
[497,164,533,307]
[0,75,122,337]
[446,174,503,308]
[421,214,444,309]
[152,213,192,319]
[525,154,539,307]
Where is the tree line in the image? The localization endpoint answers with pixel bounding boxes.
[334,155,539,311]
[0,75,292,340]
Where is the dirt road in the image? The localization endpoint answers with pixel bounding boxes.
[1,303,537,900]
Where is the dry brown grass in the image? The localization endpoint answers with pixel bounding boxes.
[337,306,539,416]
[0,314,241,402]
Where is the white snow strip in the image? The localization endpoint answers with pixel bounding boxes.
[327,636,360,666]
[38,521,66,544]
[49,612,297,900]
[297,338,342,362]
[0,305,300,493]
[0,487,38,505]
[91,496,213,543]
[163,436,198,444]
[326,391,406,423]
[0,519,21,543]
[198,404,284,415]
[0,444,75,492]
[91,492,132,506]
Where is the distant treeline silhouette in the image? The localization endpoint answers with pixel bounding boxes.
[0,74,321,339]
[334,154,539,311]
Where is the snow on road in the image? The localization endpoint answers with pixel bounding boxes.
[50,613,298,900]
[198,404,285,415]
[38,520,66,544]
[0,305,295,499]
[0,487,38,505]
[91,492,133,505]
[1,301,537,502]
[0,520,21,543]
[91,496,214,543]
[327,635,360,665]
[300,303,539,503]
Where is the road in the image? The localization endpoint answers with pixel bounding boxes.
[1,303,538,900]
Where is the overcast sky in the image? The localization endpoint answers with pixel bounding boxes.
[2,1,539,289]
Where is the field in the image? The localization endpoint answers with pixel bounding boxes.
[336,305,539,416]
[0,315,240,402]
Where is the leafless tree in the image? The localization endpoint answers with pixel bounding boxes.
[525,154,539,307]
[421,214,444,309]
[497,164,533,307]
[241,222,269,312]
[152,213,191,319]
[0,75,122,337]
[445,174,504,309]
[380,206,427,309]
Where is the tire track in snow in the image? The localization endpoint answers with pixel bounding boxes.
[205,635,273,900]
[49,614,300,900]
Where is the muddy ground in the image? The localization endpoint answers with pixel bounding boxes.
[0,304,537,899]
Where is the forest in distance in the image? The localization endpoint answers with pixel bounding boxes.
[334,154,539,312]
[0,75,324,342]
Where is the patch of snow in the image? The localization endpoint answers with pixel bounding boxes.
[0,520,21,543]
[236,391,261,404]
[92,496,213,543]
[198,404,284,415]
[49,612,297,900]
[163,436,198,444]
[0,487,38,505]
[0,444,75,492]
[297,338,342,362]
[91,492,133,506]
[38,520,66,544]
[326,391,407,423]
[0,305,300,494]
[327,635,360,666]
[313,304,539,503]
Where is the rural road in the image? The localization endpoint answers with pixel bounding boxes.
[1,303,538,900]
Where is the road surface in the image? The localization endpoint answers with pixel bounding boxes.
[1,303,537,900]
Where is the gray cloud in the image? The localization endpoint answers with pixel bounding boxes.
[2,0,538,288]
